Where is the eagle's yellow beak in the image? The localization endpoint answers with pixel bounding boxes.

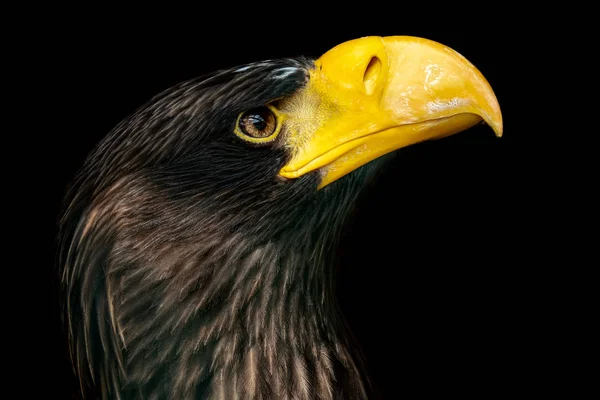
[278,36,502,188]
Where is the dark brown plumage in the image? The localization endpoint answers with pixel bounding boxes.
[59,58,383,399]
[58,33,504,399]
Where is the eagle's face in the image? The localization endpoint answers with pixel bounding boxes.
[60,36,502,399]
[72,37,501,240]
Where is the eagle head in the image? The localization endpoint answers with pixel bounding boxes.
[59,36,502,399]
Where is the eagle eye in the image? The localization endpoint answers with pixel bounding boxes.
[235,106,281,143]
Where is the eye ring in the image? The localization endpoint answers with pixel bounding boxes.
[234,105,282,143]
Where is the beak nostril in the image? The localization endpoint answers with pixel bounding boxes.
[363,56,382,95]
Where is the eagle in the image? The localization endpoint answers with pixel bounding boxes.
[58,36,502,399]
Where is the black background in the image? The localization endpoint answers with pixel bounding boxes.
[38,12,533,399]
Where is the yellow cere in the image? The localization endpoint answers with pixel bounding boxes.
[273,36,502,189]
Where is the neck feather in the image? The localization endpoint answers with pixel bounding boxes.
[115,228,371,399]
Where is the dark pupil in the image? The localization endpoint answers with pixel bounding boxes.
[248,114,266,131]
